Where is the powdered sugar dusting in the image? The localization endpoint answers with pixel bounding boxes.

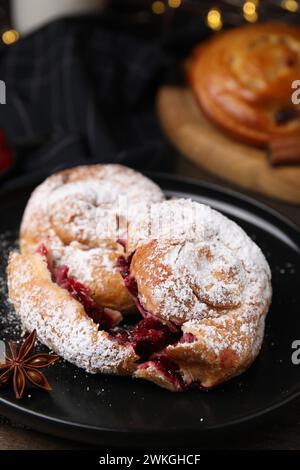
[130,199,272,366]
[52,242,117,286]
[6,188,272,389]
[23,164,164,246]
[20,164,164,310]
[7,252,137,374]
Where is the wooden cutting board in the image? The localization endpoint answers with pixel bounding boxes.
[157,86,300,204]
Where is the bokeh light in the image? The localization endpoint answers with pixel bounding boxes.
[168,0,182,8]
[2,29,20,45]
[152,1,166,14]
[281,0,299,12]
[243,1,258,22]
[207,8,223,31]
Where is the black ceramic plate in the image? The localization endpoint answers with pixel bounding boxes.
[0,174,300,447]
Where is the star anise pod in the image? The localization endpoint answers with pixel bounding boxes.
[0,330,59,399]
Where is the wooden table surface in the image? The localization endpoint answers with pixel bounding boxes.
[1,155,300,450]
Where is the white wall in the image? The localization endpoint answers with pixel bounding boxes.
[11,0,107,35]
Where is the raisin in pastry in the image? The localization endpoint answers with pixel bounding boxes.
[187,23,300,146]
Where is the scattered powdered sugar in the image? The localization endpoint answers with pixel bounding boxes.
[0,231,22,341]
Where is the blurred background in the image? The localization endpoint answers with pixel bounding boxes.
[0,0,299,193]
[1,0,300,40]
[0,0,300,451]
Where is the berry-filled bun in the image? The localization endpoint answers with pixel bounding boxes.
[125,199,272,389]
[20,164,165,313]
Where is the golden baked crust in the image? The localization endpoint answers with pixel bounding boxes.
[20,164,164,313]
[9,197,272,392]
[7,252,138,375]
[187,23,300,146]
[128,199,272,389]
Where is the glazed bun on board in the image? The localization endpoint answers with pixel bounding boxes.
[187,23,300,146]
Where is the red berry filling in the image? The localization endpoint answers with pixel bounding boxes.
[36,243,53,271]
[139,355,189,391]
[110,317,181,360]
[55,265,121,329]
[116,254,178,333]
[115,252,197,389]
[37,244,121,329]
[179,332,196,344]
[116,255,148,317]
[36,243,198,390]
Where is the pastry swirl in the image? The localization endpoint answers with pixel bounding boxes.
[187,23,300,145]
[20,164,164,313]
[8,184,272,390]
[127,199,272,388]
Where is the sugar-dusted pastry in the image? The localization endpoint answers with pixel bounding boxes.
[8,198,272,391]
[124,199,272,389]
[7,252,138,375]
[20,164,165,313]
[7,250,180,376]
[187,23,300,146]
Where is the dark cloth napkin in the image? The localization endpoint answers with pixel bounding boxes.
[0,14,187,190]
